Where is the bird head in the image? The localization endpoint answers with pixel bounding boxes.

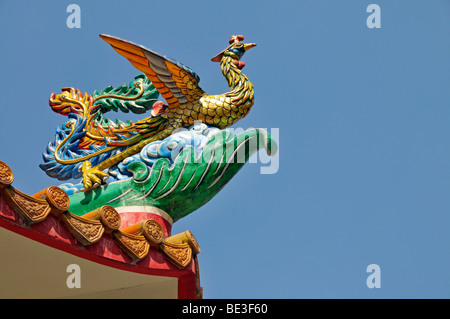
[211,35,257,69]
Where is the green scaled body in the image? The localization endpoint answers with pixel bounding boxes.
[67,128,276,222]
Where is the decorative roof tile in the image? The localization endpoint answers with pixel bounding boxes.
[0,160,202,299]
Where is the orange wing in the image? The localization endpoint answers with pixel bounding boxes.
[99,34,205,110]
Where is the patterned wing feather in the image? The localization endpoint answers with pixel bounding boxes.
[99,34,205,110]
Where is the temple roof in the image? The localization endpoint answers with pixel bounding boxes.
[0,161,202,299]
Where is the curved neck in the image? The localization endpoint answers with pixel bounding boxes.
[220,56,254,109]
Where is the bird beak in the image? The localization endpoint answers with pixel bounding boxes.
[243,43,257,51]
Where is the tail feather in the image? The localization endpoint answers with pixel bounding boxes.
[40,74,167,181]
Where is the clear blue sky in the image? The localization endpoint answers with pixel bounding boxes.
[0,0,449,298]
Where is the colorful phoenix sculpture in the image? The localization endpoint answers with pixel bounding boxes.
[0,35,278,294]
[40,34,277,224]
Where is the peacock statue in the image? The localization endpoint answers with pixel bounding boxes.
[41,34,259,192]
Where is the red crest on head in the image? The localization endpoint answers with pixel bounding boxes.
[229,35,245,44]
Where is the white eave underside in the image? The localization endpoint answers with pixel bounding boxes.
[0,227,178,299]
